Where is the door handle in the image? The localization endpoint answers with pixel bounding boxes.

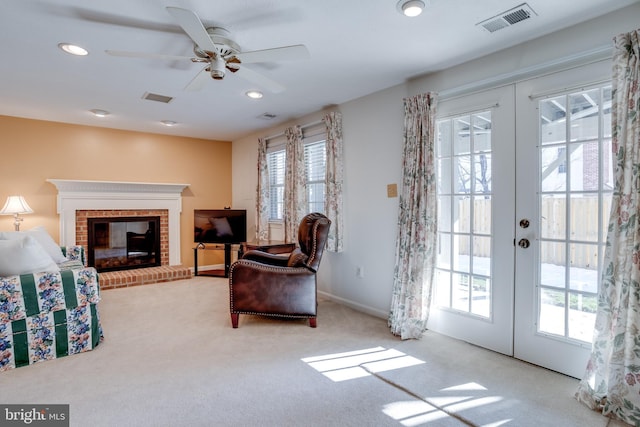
[518,238,530,249]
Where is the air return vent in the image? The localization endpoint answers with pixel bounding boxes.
[258,112,277,120]
[142,92,173,103]
[477,3,536,33]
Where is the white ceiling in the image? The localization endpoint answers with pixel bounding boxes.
[0,0,636,141]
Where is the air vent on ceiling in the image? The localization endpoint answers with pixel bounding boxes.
[142,92,173,103]
[477,3,536,33]
[258,112,277,120]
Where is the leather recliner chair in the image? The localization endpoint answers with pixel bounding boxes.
[229,212,331,328]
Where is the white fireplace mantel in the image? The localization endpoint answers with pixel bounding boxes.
[47,179,189,266]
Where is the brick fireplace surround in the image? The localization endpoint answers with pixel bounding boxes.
[47,179,192,290]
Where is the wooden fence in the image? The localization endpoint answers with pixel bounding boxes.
[455,197,609,269]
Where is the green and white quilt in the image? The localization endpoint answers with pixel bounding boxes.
[0,258,102,371]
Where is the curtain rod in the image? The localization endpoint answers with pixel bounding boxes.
[438,44,612,102]
[264,118,325,141]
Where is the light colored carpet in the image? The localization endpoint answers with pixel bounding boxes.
[0,277,623,426]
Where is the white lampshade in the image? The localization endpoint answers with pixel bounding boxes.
[0,196,33,215]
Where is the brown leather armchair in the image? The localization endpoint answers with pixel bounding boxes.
[229,212,331,328]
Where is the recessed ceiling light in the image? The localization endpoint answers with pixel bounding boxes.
[397,0,427,17]
[90,109,110,117]
[58,43,89,56]
[161,120,177,127]
[246,90,263,99]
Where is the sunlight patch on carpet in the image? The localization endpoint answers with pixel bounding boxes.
[301,346,425,382]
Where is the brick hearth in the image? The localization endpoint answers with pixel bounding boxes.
[99,265,192,290]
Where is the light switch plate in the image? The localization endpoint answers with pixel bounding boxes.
[387,183,398,198]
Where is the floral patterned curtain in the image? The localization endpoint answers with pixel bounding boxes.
[576,29,640,424]
[284,125,306,242]
[323,112,344,252]
[388,92,438,340]
[255,137,270,241]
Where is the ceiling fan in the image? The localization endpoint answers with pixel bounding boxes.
[105,6,310,93]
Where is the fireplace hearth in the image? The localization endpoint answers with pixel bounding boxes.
[88,216,161,272]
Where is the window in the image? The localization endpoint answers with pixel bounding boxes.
[305,140,327,214]
[267,150,286,220]
[266,126,327,221]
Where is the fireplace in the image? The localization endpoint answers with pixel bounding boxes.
[88,216,161,272]
[47,179,189,266]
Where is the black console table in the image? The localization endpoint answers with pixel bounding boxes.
[193,243,240,278]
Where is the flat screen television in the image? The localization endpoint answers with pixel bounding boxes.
[194,209,247,244]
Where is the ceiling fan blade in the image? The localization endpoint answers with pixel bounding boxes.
[165,7,219,54]
[235,44,310,64]
[235,66,285,94]
[105,50,192,61]
[184,66,211,92]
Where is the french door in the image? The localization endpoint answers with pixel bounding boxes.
[427,85,516,356]
[429,59,612,378]
[513,61,612,378]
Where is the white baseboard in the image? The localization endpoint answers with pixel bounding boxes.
[317,290,388,320]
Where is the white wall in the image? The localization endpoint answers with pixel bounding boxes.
[232,3,640,320]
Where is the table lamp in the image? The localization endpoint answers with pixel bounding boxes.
[0,195,33,231]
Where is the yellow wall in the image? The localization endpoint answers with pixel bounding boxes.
[0,115,232,267]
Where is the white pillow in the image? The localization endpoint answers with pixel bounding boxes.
[0,226,66,264]
[0,235,60,276]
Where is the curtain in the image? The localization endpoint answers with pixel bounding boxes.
[388,92,438,340]
[576,29,640,424]
[255,137,270,241]
[323,112,344,252]
[284,125,306,242]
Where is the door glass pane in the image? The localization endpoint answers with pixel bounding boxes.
[454,117,471,155]
[437,233,451,269]
[473,236,491,276]
[452,273,470,311]
[540,96,566,145]
[569,89,600,142]
[569,141,599,191]
[437,158,452,194]
[540,241,565,289]
[435,111,493,319]
[537,85,611,344]
[539,288,565,336]
[473,153,492,193]
[568,292,597,342]
[471,277,490,317]
[473,196,491,235]
[540,146,566,192]
[453,235,470,273]
[438,196,452,232]
[569,243,598,292]
[570,194,599,242]
[454,196,470,232]
[540,195,566,239]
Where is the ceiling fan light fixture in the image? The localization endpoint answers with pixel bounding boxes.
[161,120,177,127]
[211,69,225,80]
[397,0,426,17]
[245,90,263,99]
[90,109,109,117]
[58,43,88,56]
[210,56,226,80]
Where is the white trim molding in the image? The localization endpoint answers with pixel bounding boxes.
[47,179,189,266]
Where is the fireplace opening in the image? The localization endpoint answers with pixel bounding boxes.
[87,216,161,272]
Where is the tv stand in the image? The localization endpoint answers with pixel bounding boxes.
[193,243,239,278]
